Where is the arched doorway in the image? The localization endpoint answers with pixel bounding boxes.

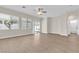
[67,15,79,35]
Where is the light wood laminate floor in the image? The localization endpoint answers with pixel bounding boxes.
[0,33,79,53]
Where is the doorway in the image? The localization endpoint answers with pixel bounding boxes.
[32,20,40,33]
[69,19,78,34]
[68,15,79,35]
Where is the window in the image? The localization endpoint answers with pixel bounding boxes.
[0,13,10,30]
[21,17,32,31]
[32,20,40,33]
[0,13,19,30]
[0,13,40,33]
[10,16,19,30]
[70,20,77,24]
[21,18,27,30]
[27,18,32,30]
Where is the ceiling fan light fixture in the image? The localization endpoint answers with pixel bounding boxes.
[34,7,47,15]
[37,11,43,15]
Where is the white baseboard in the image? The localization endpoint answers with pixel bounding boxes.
[48,33,68,36]
[0,33,33,39]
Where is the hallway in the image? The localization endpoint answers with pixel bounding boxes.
[0,33,79,53]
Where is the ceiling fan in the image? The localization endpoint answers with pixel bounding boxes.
[22,6,47,15]
[22,6,26,8]
[35,8,47,15]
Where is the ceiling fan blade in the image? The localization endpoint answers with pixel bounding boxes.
[22,6,26,8]
[42,11,47,13]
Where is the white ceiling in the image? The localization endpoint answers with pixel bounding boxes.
[0,5,79,17]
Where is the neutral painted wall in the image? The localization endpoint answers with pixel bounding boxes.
[47,15,68,36]
[77,19,79,35]
[41,17,47,33]
[47,10,79,36]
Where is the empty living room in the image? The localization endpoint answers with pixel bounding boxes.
[0,5,79,53]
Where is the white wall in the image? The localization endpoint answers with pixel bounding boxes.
[47,15,68,36]
[41,10,79,36]
[41,17,48,33]
[77,19,79,35]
